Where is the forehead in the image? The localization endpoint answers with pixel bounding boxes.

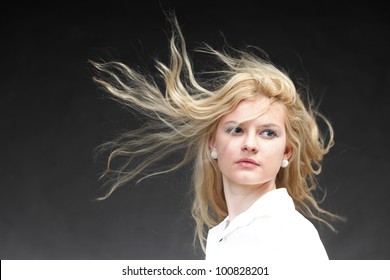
[220,95,285,125]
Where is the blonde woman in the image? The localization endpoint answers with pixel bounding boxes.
[90,14,342,260]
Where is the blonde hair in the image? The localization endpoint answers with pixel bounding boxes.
[90,15,342,254]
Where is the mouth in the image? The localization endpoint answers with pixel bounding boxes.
[237,158,259,167]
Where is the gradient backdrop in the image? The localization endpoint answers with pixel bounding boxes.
[1,1,389,260]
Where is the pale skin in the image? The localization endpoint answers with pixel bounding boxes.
[210,93,292,221]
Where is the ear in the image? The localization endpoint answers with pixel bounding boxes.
[209,135,217,149]
[283,146,293,160]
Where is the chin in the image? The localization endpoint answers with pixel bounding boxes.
[232,178,265,186]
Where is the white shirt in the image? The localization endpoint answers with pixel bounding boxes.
[205,188,329,261]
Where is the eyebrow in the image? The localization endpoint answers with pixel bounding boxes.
[223,120,282,129]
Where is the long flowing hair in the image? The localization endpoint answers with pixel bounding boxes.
[90,14,343,253]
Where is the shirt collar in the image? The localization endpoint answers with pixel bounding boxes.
[219,187,295,238]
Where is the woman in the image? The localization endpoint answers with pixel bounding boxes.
[90,14,342,260]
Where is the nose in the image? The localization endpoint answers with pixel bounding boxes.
[241,133,259,153]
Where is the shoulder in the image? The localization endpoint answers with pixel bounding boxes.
[284,210,320,233]
[277,210,329,259]
[248,209,329,260]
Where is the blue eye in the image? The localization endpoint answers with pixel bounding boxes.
[261,129,277,138]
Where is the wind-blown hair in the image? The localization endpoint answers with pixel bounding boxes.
[90,15,342,253]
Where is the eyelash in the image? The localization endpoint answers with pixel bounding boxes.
[225,127,243,135]
[225,127,278,138]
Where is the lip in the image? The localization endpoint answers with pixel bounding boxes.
[237,157,260,167]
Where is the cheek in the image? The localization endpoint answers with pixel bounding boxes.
[261,141,287,160]
[215,139,238,170]
[216,136,239,155]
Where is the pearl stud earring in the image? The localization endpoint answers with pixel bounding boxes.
[281,159,289,168]
[210,150,218,159]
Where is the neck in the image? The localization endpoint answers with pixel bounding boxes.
[223,180,276,221]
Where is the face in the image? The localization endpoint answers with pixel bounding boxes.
[210,94,291,189]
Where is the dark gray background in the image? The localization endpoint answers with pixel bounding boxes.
[1,1,389,260]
